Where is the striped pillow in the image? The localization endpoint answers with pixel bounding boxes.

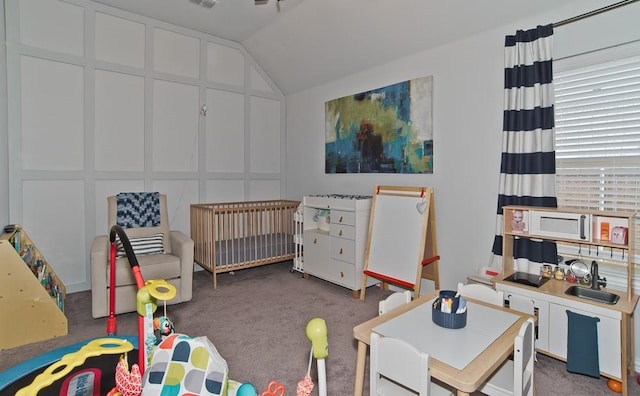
[116,233,164,257]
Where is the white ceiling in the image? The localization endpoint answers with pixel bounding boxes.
[92,0,609,94]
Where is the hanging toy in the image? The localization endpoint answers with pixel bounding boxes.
[153,316,175,345]
[296,347,314,396]
[114,355,142,396]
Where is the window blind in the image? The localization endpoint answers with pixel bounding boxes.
[555,46,640,266]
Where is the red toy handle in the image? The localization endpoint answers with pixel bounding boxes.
[106,225,147,373]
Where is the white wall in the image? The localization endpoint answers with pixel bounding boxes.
[285,0,640,365]
[4,0,285,292]
[286,31,505,291]
[285,0,640,289]
[0,3,8,228]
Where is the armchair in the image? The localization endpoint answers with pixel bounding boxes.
[91,193,194,318]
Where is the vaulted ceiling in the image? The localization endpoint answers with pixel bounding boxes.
[93,0,604,94]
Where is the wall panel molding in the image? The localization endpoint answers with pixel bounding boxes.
[4,0,286,292]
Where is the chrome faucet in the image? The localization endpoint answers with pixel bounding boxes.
[590,260,607,290]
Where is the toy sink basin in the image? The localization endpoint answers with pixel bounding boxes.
[565,285,620,305]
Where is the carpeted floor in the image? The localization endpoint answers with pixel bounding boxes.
[1,261,638,395]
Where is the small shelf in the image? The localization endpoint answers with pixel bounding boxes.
[505,231,631,250]
[0,225,68,349]
[504,206,631,248]
[310,228,330,236]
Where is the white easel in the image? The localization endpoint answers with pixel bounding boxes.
[360,185,440,300]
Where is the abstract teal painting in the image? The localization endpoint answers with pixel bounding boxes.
[325,76,433,174]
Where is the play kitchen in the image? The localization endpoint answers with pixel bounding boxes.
[538,258,602,287]
[502,258,597,289]
[495,206,639,395]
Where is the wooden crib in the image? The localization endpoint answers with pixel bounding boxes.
[190,200,300,288]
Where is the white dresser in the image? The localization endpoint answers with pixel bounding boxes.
[302,194,377,297]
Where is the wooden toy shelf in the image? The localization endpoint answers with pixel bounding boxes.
[0,225,68,350]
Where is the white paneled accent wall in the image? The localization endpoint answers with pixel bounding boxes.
[5,0,285,292]
[20,56,84,171]
[18,0,84,57]
[94,70,145,171]
[207,42,245,87]
[154,28,200,79]
[250,180,283,201]
[22,180,86,286]
[250,96,282,173]
[206,180,245,203]
[206,89,245,173]
[250,66,273,93]
[152,80,200,172]
[94,12,145,68]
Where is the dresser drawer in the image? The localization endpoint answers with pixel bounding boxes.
[303,231,330,274]
[330,223,355,240]
[307,258,355,288]
[331,210,355,226]
[329,259,356,288]
[331,238,355,262]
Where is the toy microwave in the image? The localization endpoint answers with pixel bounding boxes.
[528,210,591,242]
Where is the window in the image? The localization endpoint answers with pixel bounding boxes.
[554,42,640,267]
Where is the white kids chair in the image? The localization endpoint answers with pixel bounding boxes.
[378,290,412,315]
[370,333,453,395]
[456,282,504,306]
[479,318,536,396]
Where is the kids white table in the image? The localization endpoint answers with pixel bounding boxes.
[353,290,532,396]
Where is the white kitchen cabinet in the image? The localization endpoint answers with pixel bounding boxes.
[302,194,376,297]
[496,281,623,378]
[548,302,621,378]
[499,286,550,352]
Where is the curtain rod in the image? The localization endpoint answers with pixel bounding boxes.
[553,0,640,28]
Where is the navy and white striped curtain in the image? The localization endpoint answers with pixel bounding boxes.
[490,25,558,272]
